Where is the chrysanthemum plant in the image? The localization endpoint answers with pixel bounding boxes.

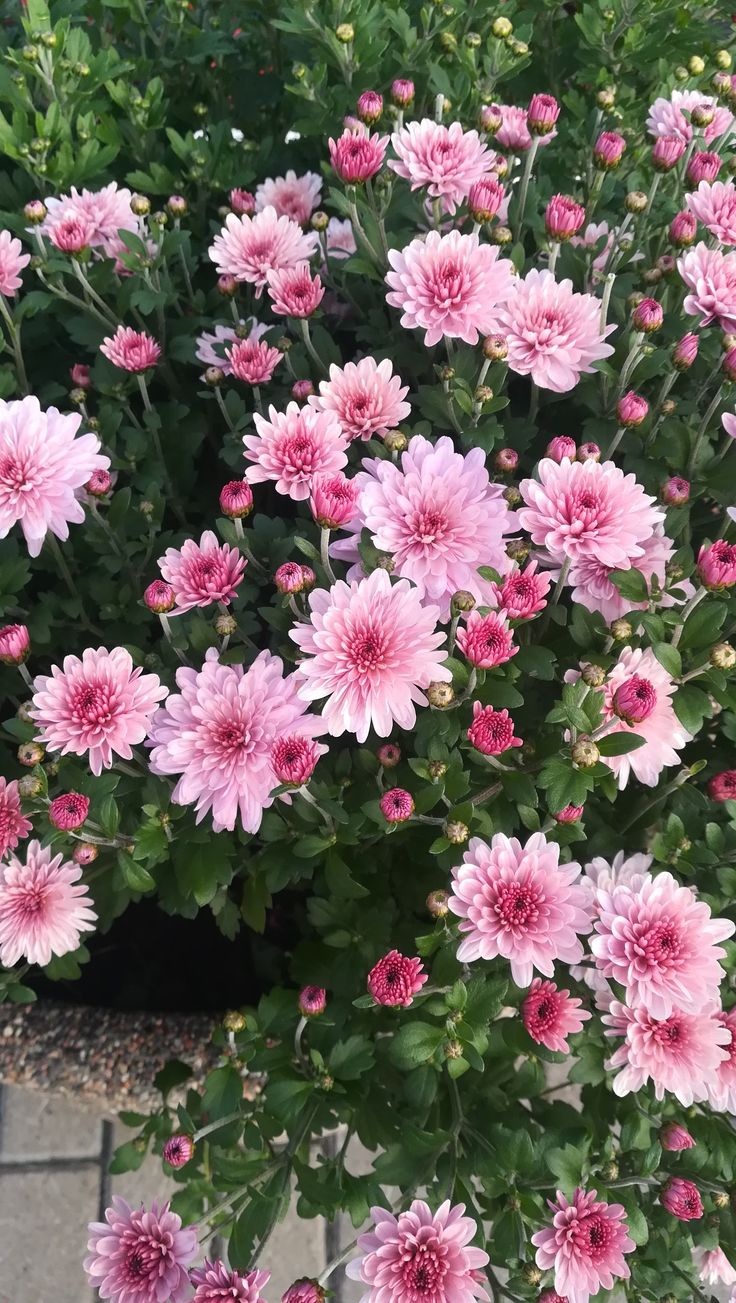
[4,1,736,1301]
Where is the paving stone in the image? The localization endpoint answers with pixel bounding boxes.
[0,1166,99,1303]
[0,1085,102,1162]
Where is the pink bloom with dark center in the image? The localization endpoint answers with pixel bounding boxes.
[298,987,327,1018]
[144,579,175,613]
[532,1188,634,1303]
[495,270,615,391]
[220,480,254,519]
[522,978,591,1052]
[709,769,736,801]
[357,91,383,125]
[48,792,90,831]
[267,262,324,318]
[646,90,732,144]
[226,337,282,384]
[448,832,591,986]
[309,356,411,442]
[687,180,736,245]
[208,206,316,293]
[545,195,586,241]
[693,1246,736,1287]
[101,325,161,372]
[661,1178,703,1221]
[48,213,95,253]
[538,1293,568,1303]
[591,870,734,1019]
[602,999,730,1104]
[546,436,577,463]
[467,703,522,756]
[191,1261,269,1303]
[385,230,514,347]
[612,675,657,724]
[41,182,139,257]
[0,778,32,860]
[698,539,736,588]
[616,392,649,427]
[255,170,322,225]
[593,646,691,788]
[593,131,626,168]
[0,230,30,296]
[456,610,517,668]
[271,735,320,787]
[367,950,427,1006]
[496,104,556,152]
[158,530,246,613]
[380,788,414,822]
[0,395,109,557]
[660,1121,695,1151]
[687,151,722,186]
[310,472,359,529]
[577,442,600,462]
[0,622,30,664]
[86,469,111,497]
[86,1201,197,1303]
[678,242,736,331]
[163,1134,194,1168]
[389,119,494,214]
[468,177,505,223]
[148,648,325,833]
[196,319,270,374]
[0,839,96,967]
[291,568,450,742]
[30,647,167,776]
[494,562,551,620]
[329,128,389,183]
[244,402,348,501]
[347,1199,489,1301]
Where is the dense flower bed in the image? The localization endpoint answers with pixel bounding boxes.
[2,1,736,1301]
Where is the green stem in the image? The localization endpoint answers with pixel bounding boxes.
[687,382,724,475]
[514,137,539,240]
[671,585,706,648]
[214,385,236,432]
[137,373,184,523]
[0,295,29,395]
[193,1110,243,1143]
[365,178,389,261]
[320,527,338,584]
[299,317,328,376]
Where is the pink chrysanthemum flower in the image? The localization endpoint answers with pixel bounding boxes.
[591,870,734,1019]
[191,1260,270,1302]
[220,479,253,519]
[602,999,730,1104]
[48,213,95,253]
[389,119,494,214]
[709,769,736,802]
[85,1198,197,1303]
[271,734,321,787]
[495,104,556,152]
[367,949,427,1006]
[162,1133,194,1168]
[101,325,161,372]
[467,703,522,755]
[385,230,514,347]
[309,357,411,442]
[532,1188,634,1303]
[646,89,733,145]
[660,1178,703,1221]
[522,978,591,1052]
[0,395,109,557]
[298,987,327,1018]
[30,646,167,776]
[693,1246,736,1286]
[196,319,270,374]
[448,832,591,986]
[329,128,389,183]
[325,216,357,260]
[493,562,551,619]
[456,610,517,669]
[282,1280,325,1303]
[594,646,691,788]
[244,402,349,501]
[686,180,736,246]
[678,242,736,331]
[0,839,96,967]
[494,270,615,391]
[568,529,688,625]
[0,622,30,665]
[380,788,415,822]
[267,262,324,317]
[226,336,283,385]
[584,851,653,895]
[707,1007,736,1113]
[330,435,512,619]
[255,170,322,225]
[48,792,90,832]
[347,1200,489,1302]
[158,530,246,614]
[41,182,139,257]
[660,1121,695,1151]
[0,778,32,860]
[0,229,30,296]
[208,206,316,293]
[518,457,664,569]
[290,567,450,742]
[148,648,325,833]
[310,472,359,529]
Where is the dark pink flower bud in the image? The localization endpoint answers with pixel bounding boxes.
[527,93,560,136]
[553,804,584,823]
[219,479,254,520]
[356,91,383,125]
[217,273,238,297]
[291,378,315,401]
[494,447,519,472]
[70,363,91,389]
[391,79,415,108]
[49,792,90,831]
[577,442,601,462]
[456,610,518,665]
[144,580,175,613]
[480,103,503,134]
[545,194,586,241]
[673,332,699,369]
[661,1177,703,1220]
[367,950,427,1007]
[163,1134,194,1169]
[86,469,112,497]
[612,675,657,725]
[271,735,320,787]
[282,1280,326,1303]
[616,391,649,427]
[669,210,697,247]
[687,150,722,185]
[632,297,663,333]
[660,1122,695,1152]
[662,476,690,506]
[538,1293,568,1303]
[709,769,736,801]
[230,188,256,215]
[468,177,505,223]
[723,346,736,382]
[298,987,327,1017]
[377,742,401,767]
[300,565,316,591]
[329,128,388,183]
[73,843,98,865]
[274,561,306,594]
[379,788,414,822]
[467,703,522,755]
[546,435,577,462]
[698,540,736,589]
[593,131,626,169]
[0,623,30,665]
[310,472,359,529]
[652,134,686,171]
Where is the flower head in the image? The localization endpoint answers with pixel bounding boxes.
[244,402,348,501]
[532,1188,634,1303]
[660,1121,695,1151]
[386,230,514,347]
[661,1178,703,1221]
[275,561,310,594]
[389,119,494,214]
[144,579,175,614]
[494,270,615,392]
[298,987,327,1018]
[255,170,321,225]
[467,703,522,755]
[48,792,90,831]
[602,999,729,1104]
[456,610,517,668]
[380,788,414,823]
[0,779,32,860]
[158,530,246,613]
[196,320,270,374]
[148,648,324,833]
[448,832,591,987]
[0,230,30,296]
[705,1007,736,1113]
[0,395,109,557]
[41,182,139,257]
[191,1261,270,1303]
[309,357,411,442]
[593,646,691,788]
[693,1246,736,1287]
[612,675,657,724]
[496,104,556,152]
[554,804,584,824]
[85,1199,197,1303]
[545,195,586,241]
[708,769,736,801]
[616,391,649,427]
[271,735,320,787]
[226,336,283,385]
[163,1134,194,1169]
[101,325,161,372]
[468,177,505,223]
[698,539,736,589]
[208,207,316,293]
[0,622,30,665]
[267,262,324,317]
[678,242,736,331]
[670,210,698,247]
[687,151,723,186]
[0,839,96,967]
[310,472,359,529]
[367,950,427,1006]
[528,94,560,135]
[283,1282,325,1303]
[290,568,450,742]
[329,128,389,183]
[523,978,591,1052]
[593,131,626,169]
[49,213,95,253]
[220,480,254,519]
[230,189,256,215]
[686,180,736,246]
[347,1199,489,1303]
[568,528,686,626]
[494,562,551,619]
[646,89,732,144]
[632,297,663,333]
[31,647,166,776]
[392,79,415,107]
[652,135,686,170]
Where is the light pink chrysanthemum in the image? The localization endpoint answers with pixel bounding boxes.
[518,457,664,569]
[0,230,30,297]
[448,832,591,986]
[244,402,348,501]
[707,1007,736,1113]
[290,567,450,742]
[148,648,325,833]
[583,851,653,895]
[329,128,389,184]
[30,646,167,776]
[48,212,95,253]
[456,610,517,669]
[196,319,270,374]
[158,530,246,613]
[693,1246,736,1287]
[325,217,357,260]
[84,1198,197,1303]
[208,206,316,293]
[330,435,512,619]
[646,89,733,145]
[346,1199,490,1303]
[191,1260,270,1303]
[100,325,161,372]
[0,778,32,861]
[309,357,411,442]
[0,839,96,967]
[267,261,324,318]
[602,999,730,1104]
[389,119,494,214]
[493,561,551,619]
[367,949,427,1006]
[591,870,734,1019]
[385,230,514,347]
[310,472,359,529]
[522,978,591,1052]
[41,182,139,257]
[226,336,283,385]
[568,528,689,625]
[271,734,321,787]
[255,170,322,225]
[594,646,691,788]
[532,1188,634,1303]
[678,242,736,331]
[686,180,736,246]
[0,395,109,557]
[495,104,556,152]
[495,270,615,392]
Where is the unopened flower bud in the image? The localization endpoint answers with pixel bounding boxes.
[439,31,457,51]
[299,985,327,1017]
[554,803,584,823]
[571,738,600,769]
[492,16,513,36]
[578,441,601,462]
[73,842,98,865]
[642,267,662,286]
[632,297,663,333]
[335,22,354,41]
[130,193,150,217]
[376,554,395,572]
[597,87,616,109]
[427,761,447,781]
[491,224,512,245]
[601,1160,619,1181]
[506,538,531,561]
[167,194,188,218]
[18,742,44,766]
[444,820,469,844]
[712,642,736,669]
[611,618,633,640]
[546,435,577,463]
[24,198,47,224]
[723,346,736,382]
[593,130,626,169]
[627,291,644,311]
[452,590,476,612]
[427,889,450,917]
[163,1134,194,1168]
[521,1266,543,1287]
[428,681,455,708]
[617,391,649,427]
[474,385,494,403]
[688,54,706,75]
[625,190,648,214]
[377,742,401,768]
[582,663,607,687]
[662,475,690,506]
[144,580,175,613]
[504,485,521,507]
[713,1191,730,1209]
[658,254,676,277]
[483,334,508,361]
[18,774,42,798]
[527,93,560,136]
[439,365,455,383]
[214,613,237,637]
[204,365,225,387]
[310,210,330,234]
[495,447,518,473]
[688,151,722,185]
[223,1009,247,1033]
[661,398,677,416]
[356,91,383,124]
[69,387,87,407]
[444,1038,463,1059]
[391,79,415,108]
[16,702,33,724]
[383,429,408,454]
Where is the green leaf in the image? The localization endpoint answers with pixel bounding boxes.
[202,1065,243,1121]
[596,732,647,756]
[389,1022,445,1070]
[609,568,648,602]
[547,1143,588,1192]
[173,838,233,906]
[652,642,682,678]
[673,684,711,735]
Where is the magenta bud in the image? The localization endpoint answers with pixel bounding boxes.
[86,469,112,497]
[662,476,690,506]
[673,332,699,369]
[229,188,255,215]
[291,378,315,401]
[660,1122,695,1152]
[391,79,415,108]
[49,792,90,831]
[379,788,415,823]
[163,1134,194,1168]
[698,540,736,590]
[670,210,697,247]
[616,391,649,427]
[577,441,601,462]
[612,675,658,725]
[377,742,401,768]
[593,130,626,169]
[545,194,586,241]
[0,622,30,666]
[356,90,383,125]
[219,479,253,519]
[494,447,519,473]
[546,435,577,463]
[144,579,176,613]
[652,135,686,171]
[468,177,505,223]
[527,93,560,136]
[298,985,327,1017]
[553,803,584,823]
[632,297,663,333]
